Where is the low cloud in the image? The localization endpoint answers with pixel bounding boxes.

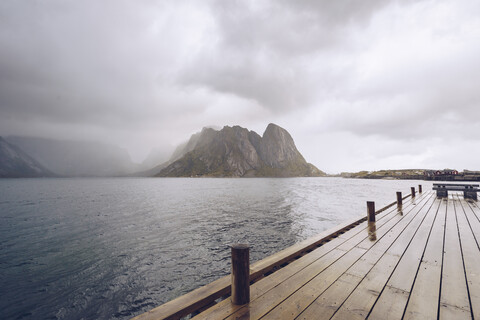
[0,0,479,170]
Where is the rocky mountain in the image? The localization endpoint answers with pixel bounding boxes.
[0,137,53,178]
[156,123,325,177]
[6,136,140,177]
[169,131,202,162]
[136,131,210,176]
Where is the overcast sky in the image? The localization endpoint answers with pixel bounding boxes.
[1,0,479,173]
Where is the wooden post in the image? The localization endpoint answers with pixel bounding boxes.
[411,187,415,198]
[418,185,422,193]
[396,192,402,206]
[367,201,375,222]
[231,244,250,305]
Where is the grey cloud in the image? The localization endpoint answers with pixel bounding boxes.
[0,1,209,129]
[213,0,392,55]
[0,0,479,170]
[329,51,480,140]
[178,0,398,112]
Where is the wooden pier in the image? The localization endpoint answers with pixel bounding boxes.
[133,188,480,319]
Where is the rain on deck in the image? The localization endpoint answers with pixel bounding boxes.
[133,188,480,320]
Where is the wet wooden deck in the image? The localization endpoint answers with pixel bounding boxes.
[134,190,480,319]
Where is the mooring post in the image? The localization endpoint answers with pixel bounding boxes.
[418,185,422,193]
[396,191,402,206]
[367,201,375,222]
[411,187,415,198]
[231,244,250,305]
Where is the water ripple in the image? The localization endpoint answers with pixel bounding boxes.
[0,177,432,319]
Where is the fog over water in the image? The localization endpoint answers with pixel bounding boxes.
[0,177,431,319]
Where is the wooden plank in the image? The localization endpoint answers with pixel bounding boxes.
[138,192,420,320]
[369,286,410,319]
[353,192,432,257]
[470,201,480,222]
[193,195,422,319]
[294,273,362,320]
[433,183,480,186]
[439,196,471,319]
[367,197,441,319]
[192,231,357,320]
[338,192,428,253]
[329,194,437,320]
[226,247,367,320]
[454,195,480,318]
[433,184,480,191]
[131,275,231,320]
[439,304,471,320]
[133,205,394,320]
[192,202,408,320]
[261,193,434,320]
[464,200,480,245]
[330,253,400,320]
[248,199,406,280]
[223,201,422,320]
[383,197,440,288]
[403,198,446,320]
[248,216,364,279]
[296,184,422,320]
[262,247,369,320]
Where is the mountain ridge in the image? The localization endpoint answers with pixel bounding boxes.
[156,123,324,177]
[0,137,54,178]
[6,136,141,177]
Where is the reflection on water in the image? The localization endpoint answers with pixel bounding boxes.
[397,205,404,216]
[368,222,377,242]
[0,177,432,320]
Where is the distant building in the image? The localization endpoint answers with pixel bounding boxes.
[424,169,459,180]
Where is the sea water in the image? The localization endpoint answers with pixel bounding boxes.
[0,177,432,319]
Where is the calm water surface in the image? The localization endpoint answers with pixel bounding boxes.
[0,177,432,319]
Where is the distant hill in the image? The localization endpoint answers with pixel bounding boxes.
[337,168,480,181]
[338,169,426,179]
[6,136,140,177]
[156,123,325,177]
[0,137,53,178]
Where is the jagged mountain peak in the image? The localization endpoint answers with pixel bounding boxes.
[260,123,303,168]
[156,124,324,177]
